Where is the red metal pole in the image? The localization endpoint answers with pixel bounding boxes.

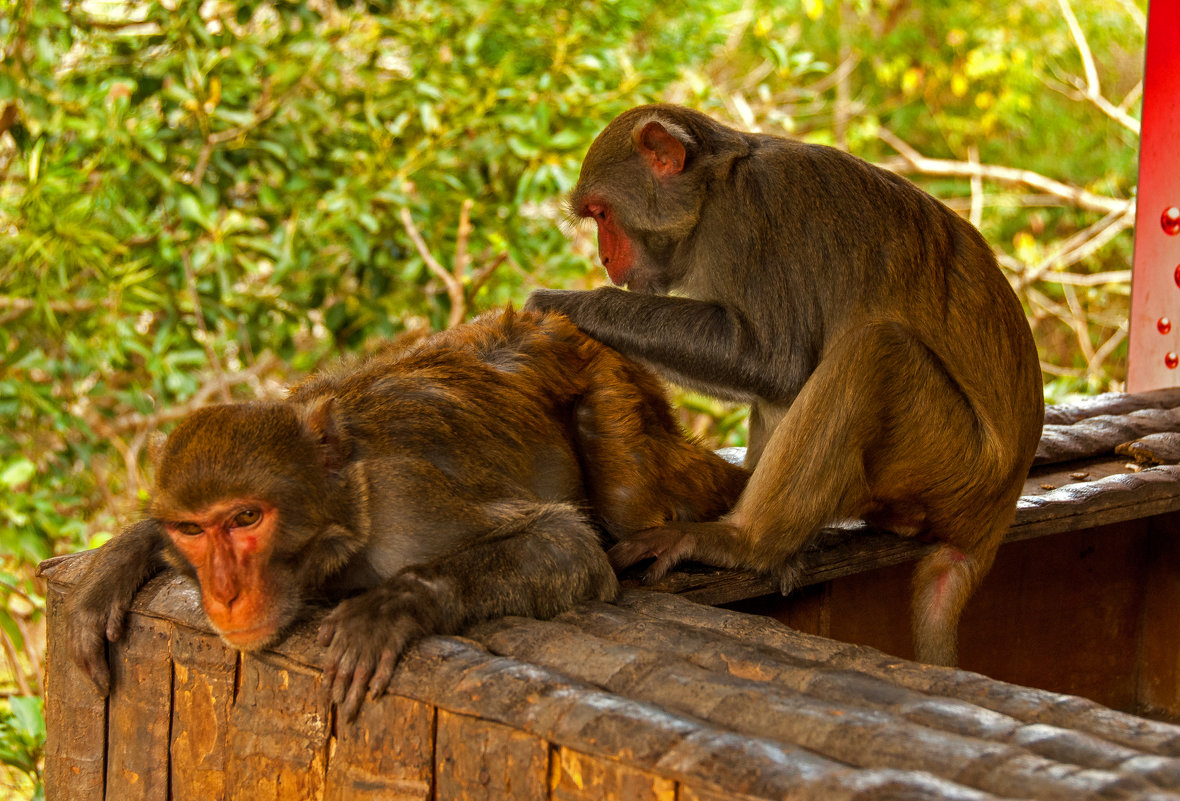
[1127,0,1180,391]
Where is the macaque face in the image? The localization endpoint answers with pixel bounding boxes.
[163,498,288,650]
[575,199,632,287]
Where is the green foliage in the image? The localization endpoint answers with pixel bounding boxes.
[0,696,44,801]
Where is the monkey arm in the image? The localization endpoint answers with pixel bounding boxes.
[527,287,795,402]
[317,501,617,722]
[66,519,169,696]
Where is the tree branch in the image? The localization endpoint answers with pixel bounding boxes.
[1015,203,1137,288]
[967,145,983,229]
[399,203,509,329]
[400,206,465,327]
[876,128,1131,214]
[1054,0,1141,134]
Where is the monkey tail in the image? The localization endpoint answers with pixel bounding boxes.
[910,539,995,666]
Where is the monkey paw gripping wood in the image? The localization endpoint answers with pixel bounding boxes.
[60,307,747,722]
[528,104,1045,667]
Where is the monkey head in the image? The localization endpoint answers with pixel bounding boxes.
[568,104,748,294]
[148,400,363,651]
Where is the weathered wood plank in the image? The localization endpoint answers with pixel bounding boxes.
[169,628,235,801]
[549,747,674,801]
[1119,432,1180,465]
[1036,408,1180,465]
[42,584,107,801]
[434,710,547,801]
[642,465,1180,606]
[472,615,1158,800]
[556,600,1180,789]
[618,591,1180,758]
[225,643,329,801]
[387,638,1002,801]
[679,786,759,801]
[105,614,173,801]
[1042,389,1180,426]
[323,693,434,801]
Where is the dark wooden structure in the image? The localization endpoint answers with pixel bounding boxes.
[39,390,1180,800]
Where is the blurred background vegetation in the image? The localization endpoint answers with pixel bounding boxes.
[0,0,1146,795]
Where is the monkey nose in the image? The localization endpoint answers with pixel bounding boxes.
[209,576,240,607]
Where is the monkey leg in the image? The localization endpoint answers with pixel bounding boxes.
[612,327,897,585]
[616,321,1020,629]
[318,500,618,721]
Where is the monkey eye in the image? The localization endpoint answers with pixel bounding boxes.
[232,508,261,528]
[585,203,607,221]
[174,522,203,537]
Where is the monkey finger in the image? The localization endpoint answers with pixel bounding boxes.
[367,648,401,700]
[523,289,561,312]
[316,618,338,648]
[607,540,659,571]
[82,655,112,698]
[70,630,112,697]
[106,608,128,642]
[643,556,677,584]
[778,560,804,595]
[340,661,376,723]
[330,649,362,706]
[319,662,338,706]
[642,533,696,583]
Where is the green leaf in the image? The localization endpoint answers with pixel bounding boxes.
[0,460,35,489]
[8,697,45,741]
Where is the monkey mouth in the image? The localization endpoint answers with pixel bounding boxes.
[216,617,285,651]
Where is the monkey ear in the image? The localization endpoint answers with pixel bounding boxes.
[636,120,687,178]
[304,397,350,473]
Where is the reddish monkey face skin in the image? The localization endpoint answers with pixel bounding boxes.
[582,201,635,286]
[63,307,749,722]
[164,500,284,649]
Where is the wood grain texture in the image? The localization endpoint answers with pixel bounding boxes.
[1036,408,1180,465]
[549,747,675,801]
[42,584,107,801]
[169,628,235,801]
[324,693,434,801]
[105,614,173,801]
[434,710,548,801]
[618,591,1180,758]
[470,614,1164,800]
[1042,388,1180,426]
[225,648,329,800]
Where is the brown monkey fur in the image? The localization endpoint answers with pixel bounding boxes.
[527,104,1044,666]
[65,307,747,720]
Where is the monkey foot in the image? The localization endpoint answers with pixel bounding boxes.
[777,559,805,596]
[608,526,695,583]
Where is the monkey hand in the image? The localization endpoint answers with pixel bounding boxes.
[66,579,140,697]
[608,526,696,584]
[523,288,579,314]
[317,577,439,723]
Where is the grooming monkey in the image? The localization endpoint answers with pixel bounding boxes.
[528,104,1043,665]
[64,307,748,720]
